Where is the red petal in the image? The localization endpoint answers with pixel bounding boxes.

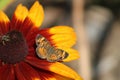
[15,62,40,80]
[0,22,9,34]
[27,47,36,57]
[10,15,24,31]
[25,27,39,47]
[38,70,56,80]
[14,64,27,80]
[0,60,2,67]
[19,17,34,37]
[38,28,52,41]
[25,56,51,70]
[0,64,15,80]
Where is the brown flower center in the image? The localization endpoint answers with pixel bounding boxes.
[0,31,28,64]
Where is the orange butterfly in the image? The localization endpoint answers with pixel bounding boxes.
[35,34,68,62]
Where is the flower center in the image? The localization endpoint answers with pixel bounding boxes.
[0,31,28,64]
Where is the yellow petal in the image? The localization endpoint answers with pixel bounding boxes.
[0,10,9,22]
[53,73,73,80]
[14,4,28,22]
[48,62,82,80]
[26,57,83,80]
[0,10,10,33]
[39,69,74,80]
[58,48,80,62]
[38,70,72,80]
[49,26,74,34]
[49,26,76,47]
[27,1,44,27]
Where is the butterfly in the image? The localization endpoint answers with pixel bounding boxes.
[35,34,69,62]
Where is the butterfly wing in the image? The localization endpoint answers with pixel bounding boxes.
[55,49,69,61]
[36,34,51,59]
[46,47,58,62]
[47,48,69,62]
[36,46,47,59]
[35,34,45,46]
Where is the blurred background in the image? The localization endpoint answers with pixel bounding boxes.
[1,0,120,80]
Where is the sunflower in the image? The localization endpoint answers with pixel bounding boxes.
[0,1,82,80]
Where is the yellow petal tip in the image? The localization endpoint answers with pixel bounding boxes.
[14,4,28,21]
[28,1,44,27]
[0,10,9,22]
[48,26,77,48]
[62,48,80,62]
[49,62,82,80]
